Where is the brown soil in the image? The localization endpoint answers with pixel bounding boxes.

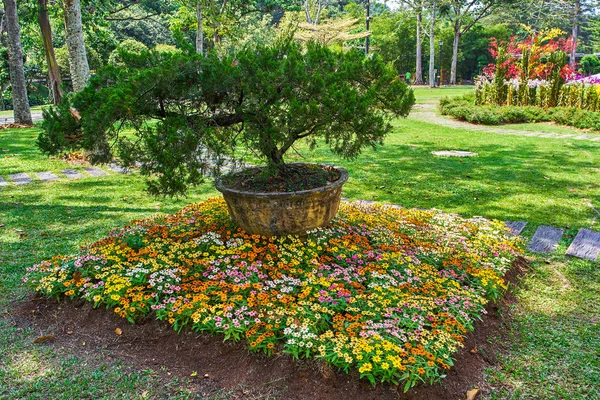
[222,164,341,193]
[5,257,529,400]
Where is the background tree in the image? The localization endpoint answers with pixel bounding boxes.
[2,0,32,124]
[426,0,438,87]
[63,0,90,92]
[446,0,504,84]
[37,0,62,104]
[398,0,426,84]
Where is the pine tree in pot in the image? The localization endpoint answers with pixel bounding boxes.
[39,40,414,235]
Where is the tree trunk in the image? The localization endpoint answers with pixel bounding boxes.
[450,21,460,85]
[570,0,580,65]
[196,2,203,55]
[429,3,436,88]
[415,10,424,84]
[38,0,62,104]
[2,0,32,124]
[64,0,89,92]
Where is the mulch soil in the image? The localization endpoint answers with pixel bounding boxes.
[0,123,34,130]
[4,257,529,400]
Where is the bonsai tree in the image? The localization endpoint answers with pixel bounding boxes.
[39,39,415,195]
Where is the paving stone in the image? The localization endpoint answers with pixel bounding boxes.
[0,176,6,186]
[505,221,527,236]
[555,134,577,139]
[528,225,564,254]
[566,228,600,262]
[109,163,129,174]
[62,169,83,179]
[591,136,600,141]
[36,171,60,181]
[573,134,593,140]
[84,167,108,177]
[9,173,33,185]
[431,150,477,157]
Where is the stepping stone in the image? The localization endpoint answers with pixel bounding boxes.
[84,166,108,177]
[9,173,32,185]
[538,133,559,138]
[36,171,60,182]
[505,221,527,236]
[109,163,128,174]
[555,134,577,139]
[528,225,564,254]
[62,169,83,179]
[566,228,600,261]
[431,150,477,157]
[0,176,6,186]
[573,135,593,140]
[591,137,600,141]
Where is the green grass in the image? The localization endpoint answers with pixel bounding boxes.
[1,93,599,398]
[0,128,77,175]
[287,117,600,229]
[411,85,473,103]
[487,252,600,399]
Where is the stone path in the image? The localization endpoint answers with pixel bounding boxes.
[0,167,115,187]
[352,199,600,262]
[527,226,564,254]
[410,104,600,141]
[566,229,600,261]
[0,111,44,125]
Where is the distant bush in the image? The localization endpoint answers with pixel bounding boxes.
[108,40,149,67]
[55,46,103,76]
[153,44,182,54]
[580,55,600,76]
[441,95,600,130]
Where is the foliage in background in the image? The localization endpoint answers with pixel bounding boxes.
[55,46,103,76]
[471,29,600,111]
[107,39,149,67]
[579,55,600,75]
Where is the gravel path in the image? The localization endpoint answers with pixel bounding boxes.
[0,111,44,125]
[409,104,600,141]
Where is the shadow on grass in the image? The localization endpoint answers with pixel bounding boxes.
[300,136,600,227]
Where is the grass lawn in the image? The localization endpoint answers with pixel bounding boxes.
[1,88,599,398]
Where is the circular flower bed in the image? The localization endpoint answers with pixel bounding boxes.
[24,198,522,390]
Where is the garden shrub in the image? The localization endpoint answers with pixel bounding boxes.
[580,55,600,76]
[441,96,600,130]
[39,40,414,196]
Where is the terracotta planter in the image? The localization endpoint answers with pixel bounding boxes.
[215,164,349,237]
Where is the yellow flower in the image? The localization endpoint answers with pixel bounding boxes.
[358,363,372,373]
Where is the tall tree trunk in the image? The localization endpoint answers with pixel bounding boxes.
[196,2,203,54]
[570,0,580,65]
[64,0,89,92]
[2,0,31,124]
[38,0,62,104]
[450,20,460,85]
[415,10,424,84]
[429,3,436,88]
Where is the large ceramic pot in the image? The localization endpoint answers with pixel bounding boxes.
[215,164,349,237]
